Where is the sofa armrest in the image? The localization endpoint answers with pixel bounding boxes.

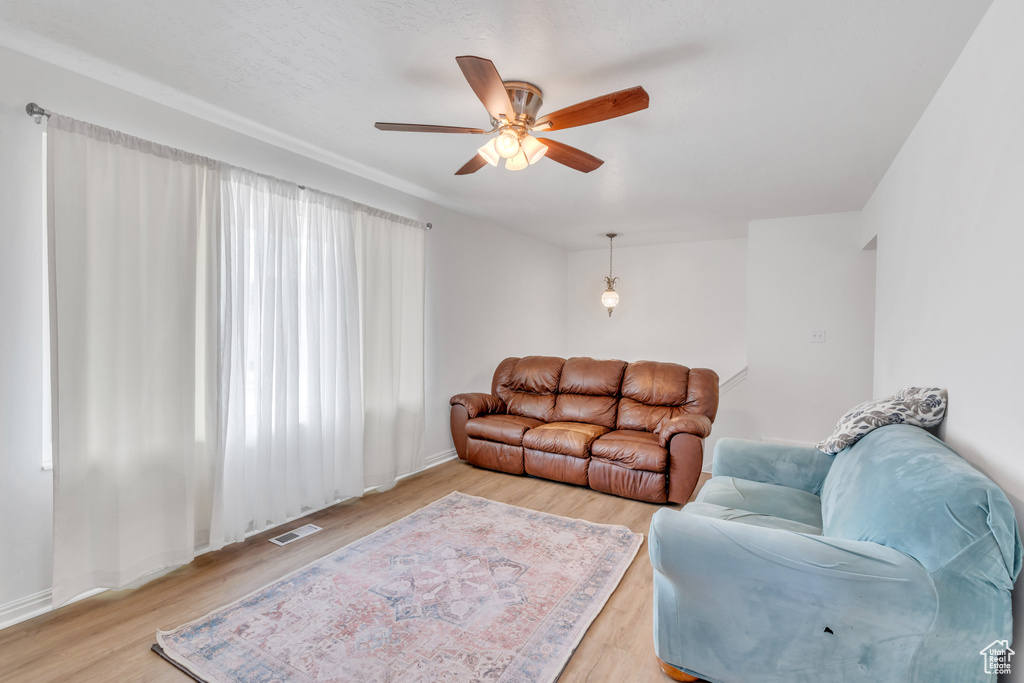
[449,392,506,418]
[712,438,834,495]
[649,508,936,682]
[656,413,712,448]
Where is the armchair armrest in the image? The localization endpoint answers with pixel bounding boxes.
[656,413,712,447]
[712,438,834,495]
[449,392,506,418]
[649,508,935,682]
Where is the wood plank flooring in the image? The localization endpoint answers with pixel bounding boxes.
[0,459,709,683]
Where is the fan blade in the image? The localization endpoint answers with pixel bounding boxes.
[375,122,487,134]
[456,56,516,122]
[534,86,649,131]
[455,154,488,175]
[534,138,604,173]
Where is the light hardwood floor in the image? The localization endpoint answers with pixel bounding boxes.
[0,459,709,682]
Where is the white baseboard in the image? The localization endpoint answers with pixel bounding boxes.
[720,366,748,393]
[425,448,458,467]
[0,589,52,631]
[0,585,109,632]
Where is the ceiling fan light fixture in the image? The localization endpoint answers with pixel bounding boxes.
[521,135,548,164]
[375,56,649,176]
[505,149,529,171]
[477,139,500,166]
[494,129,522,159]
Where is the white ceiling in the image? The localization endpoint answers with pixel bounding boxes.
[0,0,992,250]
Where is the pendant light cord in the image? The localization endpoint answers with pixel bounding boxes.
[608,233,615,279]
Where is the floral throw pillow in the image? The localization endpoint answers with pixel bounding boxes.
[816,387,948,455]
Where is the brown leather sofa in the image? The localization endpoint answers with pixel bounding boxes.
[450,356,719,504]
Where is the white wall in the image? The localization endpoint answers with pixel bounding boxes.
[862,0,1024,663]
[566,238,748,464]
[566,239,748,372]
[0,46,566,619]
[0,99,54,626]
[745,212,876,446]
[564,226,876,465]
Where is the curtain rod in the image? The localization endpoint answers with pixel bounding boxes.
[25,102,432,230]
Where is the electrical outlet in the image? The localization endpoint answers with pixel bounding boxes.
[809,328,826,343]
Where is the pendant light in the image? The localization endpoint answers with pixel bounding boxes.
[602,233,620,317]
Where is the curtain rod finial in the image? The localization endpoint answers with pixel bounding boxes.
[26,102,50,124]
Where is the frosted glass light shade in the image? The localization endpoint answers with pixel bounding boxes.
[505,150,529,171]
[477,139,500,166]
[495,130,522,159]
[521,135,548,164]
[601,288,619,308]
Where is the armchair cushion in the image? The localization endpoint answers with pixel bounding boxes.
[696,476,823,530]
[654,413,712,447]
[450,392,505,419]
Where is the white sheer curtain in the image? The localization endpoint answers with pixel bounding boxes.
[47,115,220,607]
[47,117,426,602]
[355,207,426,487]
[210,168,364,549]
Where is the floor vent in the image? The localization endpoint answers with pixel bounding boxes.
[269,524,323,547]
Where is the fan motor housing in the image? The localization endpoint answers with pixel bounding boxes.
[497,81,543,126]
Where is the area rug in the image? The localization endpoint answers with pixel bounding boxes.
[155,492,643,682]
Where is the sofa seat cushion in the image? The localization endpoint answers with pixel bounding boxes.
[466,414,543,446]
[683,501,823,535]
[696,476,823,530]
[591,430,667,473]
[522,422,610,458]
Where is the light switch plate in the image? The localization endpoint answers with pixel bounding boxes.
[810,328,826,343]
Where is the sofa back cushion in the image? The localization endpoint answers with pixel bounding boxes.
[552,357,627,429]
[821,424,1021,586]
[494,356,564,422]
[617,361,691,432]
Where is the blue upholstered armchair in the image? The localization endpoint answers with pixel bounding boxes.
[649,424,1021,682]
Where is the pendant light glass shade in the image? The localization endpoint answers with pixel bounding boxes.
[505,149,529,171]
[521,135,548,164]
[601,286,619,309]
[477,139,500,166]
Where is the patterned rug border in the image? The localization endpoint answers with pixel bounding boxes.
[155,491,644,682]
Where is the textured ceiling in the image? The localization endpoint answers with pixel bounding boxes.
[0,0,992,250]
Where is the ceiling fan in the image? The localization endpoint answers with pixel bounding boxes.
[374,56,650,175]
